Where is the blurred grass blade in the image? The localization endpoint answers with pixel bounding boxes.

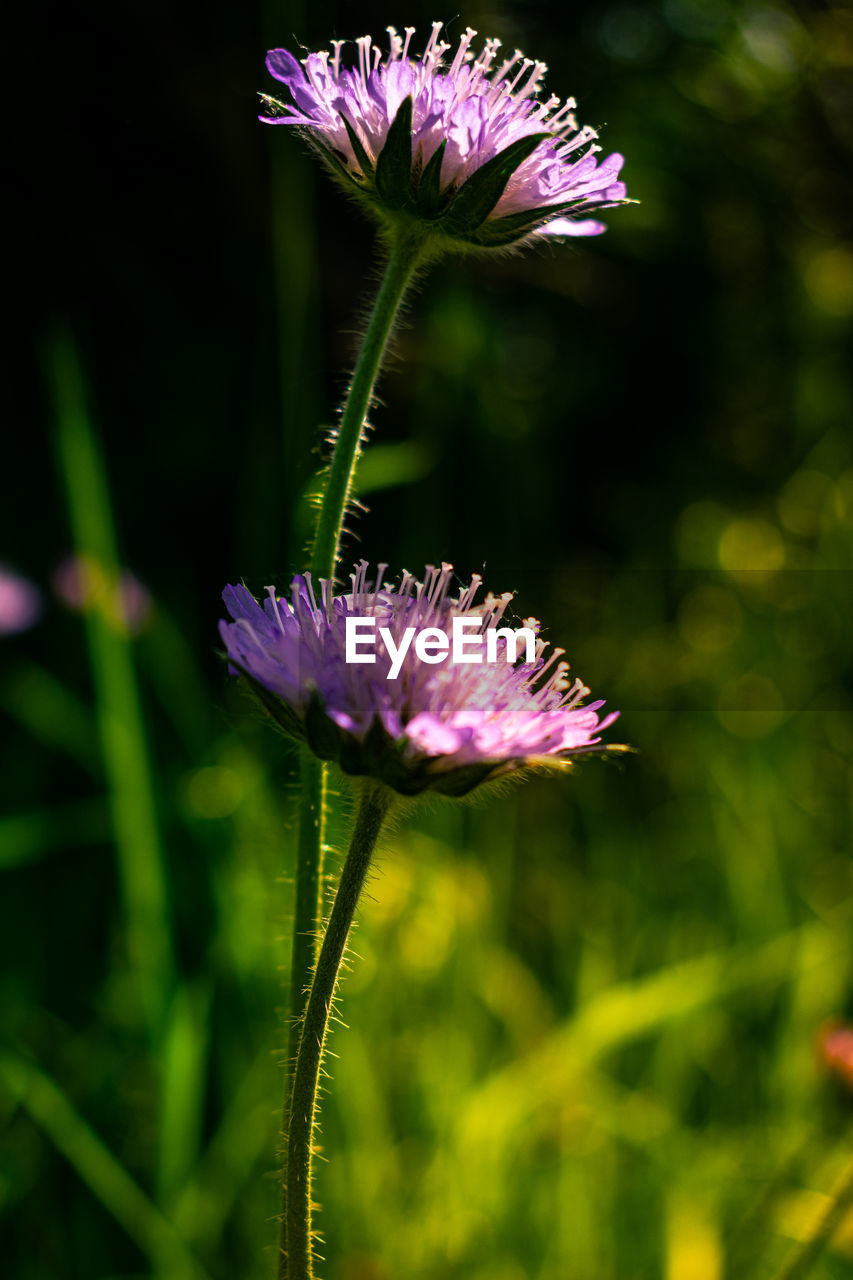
[47,329,173,1037]
[0,796,109,870]
[2,658,99,771]
[172,1049,278,1247]
[157,983,211,1205]
[139,607,216,757]
[353,441,434,496]
[0,1052,211,1280]
[459,921,842,1157]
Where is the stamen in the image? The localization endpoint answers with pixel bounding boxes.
[265,585,285,633]
[491,50,523,91]
[562,678,589,708]
[507,58,534,95]
[374,563,389,599]
[414,569,431,608]
[474,36,502,74]
[319,578,335,620]
[448,27,477,78]
[515,60,548,101]
[432,562,454,610]
[490,591,515,626]
[303,572,319,614]
[331,40,343,78]
[356,35,372,87]
[458,573,482,613]
[536,646,566,688]
[423,21,444,65]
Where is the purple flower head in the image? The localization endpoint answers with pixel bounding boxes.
[0,567,42,636]
[54,555,153,635]
[261,23,632,249]
[220,562,623,797]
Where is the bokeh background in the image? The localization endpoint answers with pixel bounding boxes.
[5,0,853,1276]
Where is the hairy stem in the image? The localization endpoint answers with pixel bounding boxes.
[287,754,328,1075]
[282,785,390,1280]
[309,225,427,583]
[278,756,326,1273]
[278,225,425,1276]
[278,226,426,1269]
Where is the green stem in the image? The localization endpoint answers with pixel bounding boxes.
[773,1155,853,1280]
[277,224,427,1272]
[282,785,391,1280]
[287,756,328,1073]
[277,754,325,1272]
[309,225,427,583]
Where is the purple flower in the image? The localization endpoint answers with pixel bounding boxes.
[220,562,622,797]
[0,567,42,636]
[261,24,631,248]
[54,555,153,635]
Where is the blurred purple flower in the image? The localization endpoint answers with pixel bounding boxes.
[261,23,630,247]
[54,555,153,635]
[220,562,621,797]
[0,568,42,636]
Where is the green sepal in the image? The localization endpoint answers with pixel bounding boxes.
[415,141,447,217]
[344,726,428,795]
[304,690,343,763]
[437,132,552,236]
[426,763,498,797]
[470,198,590,247]
[340,114,375,179]
[311,137,364,189]
[233,668,306,742]
[339,716,390,779]
[375,96,414,209]
[377,737,433,796]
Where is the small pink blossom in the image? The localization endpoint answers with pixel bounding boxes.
[0,568,42,636]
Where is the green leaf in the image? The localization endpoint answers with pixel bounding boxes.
[375,96,414,208]
[415,141,447,216]
[437,132,551,237]
[340,114,375,178]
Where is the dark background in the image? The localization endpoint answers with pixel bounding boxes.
[4,1,853,1277]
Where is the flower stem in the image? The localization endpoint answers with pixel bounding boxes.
[282,784,391,1280]
[278,754,326,1275]
[287,754,328,1075]
[288,222,426,1039]
[280,225,425,1276]
[309,225,427,583]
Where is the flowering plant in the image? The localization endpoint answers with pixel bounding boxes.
[225,19,632,1279]
[262,23,630,249]
[222,563,620,797]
